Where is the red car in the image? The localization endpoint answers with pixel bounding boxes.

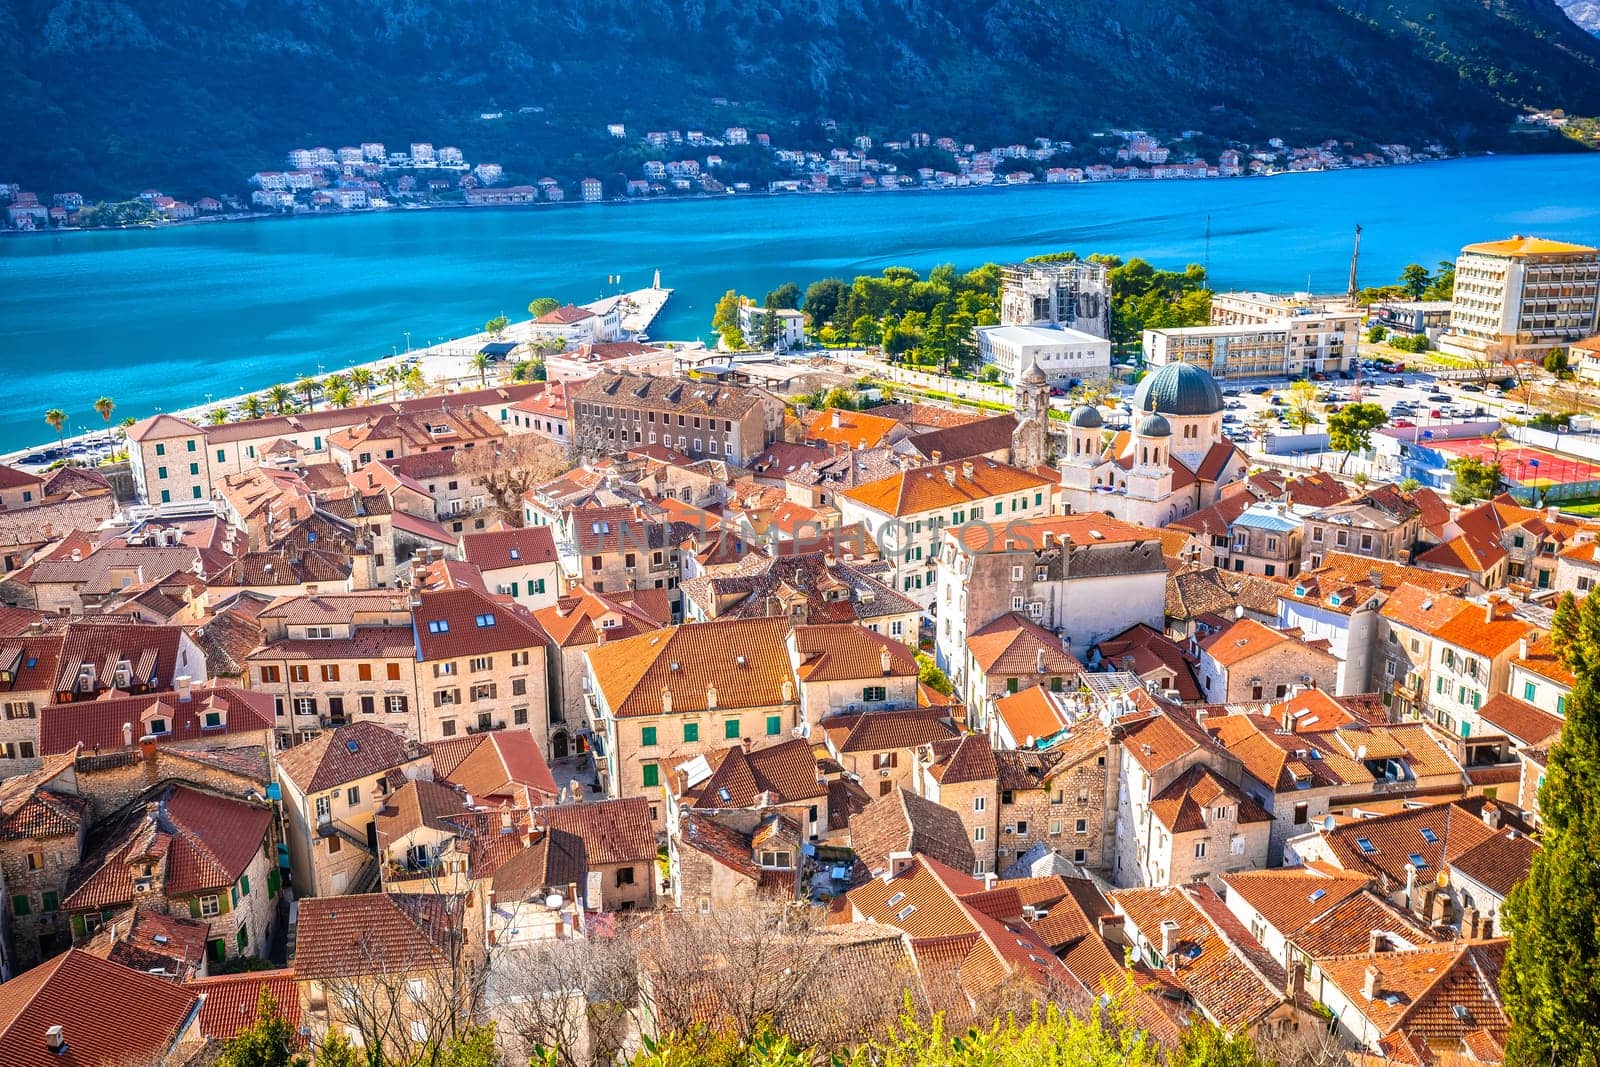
[1393,419,1415,428]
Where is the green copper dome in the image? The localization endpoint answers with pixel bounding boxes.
[1068,405,1103,428]
[1135,412,1172,437]
[1132,362,1224,417]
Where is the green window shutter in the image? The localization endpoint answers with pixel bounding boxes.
[240,874,250,897]
[267,869,281,896]
[217,449,225,462]
[189,898,202,918]
[237,925,249,950]
[683,723,699,743]
[155,443,165,456]
[641,726,657,747]
[766,715,781,736]
[218,892,231,915]
[71,914,85,938]
[641,763,659,787]
[533,579,545,594]
[231,886,239,907]
[42,891,58,912]
[12,895,29,917]
[1525,682,1537,701]
[186,439,195,452]
[725,719,741,739]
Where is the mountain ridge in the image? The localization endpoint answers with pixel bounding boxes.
[4,0,1600,198]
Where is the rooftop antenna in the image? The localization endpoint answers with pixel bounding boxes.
[1347,223,1362,306]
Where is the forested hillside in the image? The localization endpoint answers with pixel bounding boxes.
[4,0,1600,196]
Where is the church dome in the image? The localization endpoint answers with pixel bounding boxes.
[1019,360,1047,386]
[1135,412,1172,438]
[1132,362,1225,417]
[1068,405,1103,428]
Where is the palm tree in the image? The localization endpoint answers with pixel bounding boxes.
[350,367,375,399]
[44,409,67,453]
[328,385,355,408]
[323,372,349,397]
[510,360,532,383]
[242,395,265,420]
[93,396,115,439]
[383,365,404,401]
[471,352,492,386]
[295,376,320,410]
[267,384,294,414]
[208,407,229,425]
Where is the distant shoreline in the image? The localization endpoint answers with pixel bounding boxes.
[0,150,1482,243]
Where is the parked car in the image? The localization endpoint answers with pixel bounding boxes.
[1427,392,1451,402]
[1250,385,1271,395]
[1389,377,1406,387]
[1461,384,1484,393]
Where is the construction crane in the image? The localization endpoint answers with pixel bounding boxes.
[1346,223,1362,306]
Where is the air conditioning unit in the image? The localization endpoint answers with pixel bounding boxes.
[878,768,891,778]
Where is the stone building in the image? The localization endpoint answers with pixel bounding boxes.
[60,785,278,967]
[1195,618,1340,705]
[0,764,88,976]
[570,373,785,465]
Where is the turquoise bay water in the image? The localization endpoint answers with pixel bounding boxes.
[3,154,1600,453]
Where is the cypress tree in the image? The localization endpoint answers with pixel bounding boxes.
[1550,591,1581,673]
[1502,595,1600,1064]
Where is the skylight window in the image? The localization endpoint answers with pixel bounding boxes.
[427,620,449,633]
[1420,827,1438,844]
[345,740,360,754]
[1408,853,1428,869]
[1357,837,1377,855]
[509,548,520,560]
[885,892,905,908]
[896,904,916,920]
[475,613,496,627]
[1308,888,1326,903]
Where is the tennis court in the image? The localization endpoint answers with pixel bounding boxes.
[1432,436,1600,490]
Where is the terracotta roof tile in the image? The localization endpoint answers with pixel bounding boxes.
[275,721,429,794]
[966,612,1082,676]
[430,728,558,806]
[1316,941,1509,1049]
[822,707,958,754]
[791,623,918,682]
[849,788,975,874]
[533,797,656,865]
[927,734,998,784]
[460,525,558,569]
[413,587,549,660]
[1476,693,1562,746]
[294,893,465,979]
[680,737,826,807]
[0,950,201,1067]
[840,457,1052,517]
[585,616,795,718]
[1289,889,1440,959]
[40,685,274,756]
[190,969,303,1044]
[1148,764,1271,833]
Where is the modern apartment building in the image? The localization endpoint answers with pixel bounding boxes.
[1143,291,1357,381]
[1439,236,1600,361]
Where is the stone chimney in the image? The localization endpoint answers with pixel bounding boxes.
[930,451,943,464]
[1036,647,1047,674]
[122,722,133,747]
[139,735,158,762]
[880,646,893,675]
[1484,598,1497,625]
[944,467,957,487]
[1097,914,1125,945]
[1282,706,1296,732]
[962,461,975,481]
[660,686,672,715]
[1159,918,1179,958]
[1462,905,1480,940]
[831,409,843,429]
[1285,960,1305,1002]
[1368,930,1388,954]
[705,681,718,710]
[1363,964,1381,1001]
[1482,802,1501,829]
[1519,636,1530,661]
[888,851,914,878]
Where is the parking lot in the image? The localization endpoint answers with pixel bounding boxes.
[1077,361,1542,457]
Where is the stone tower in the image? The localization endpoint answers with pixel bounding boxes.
[1011,359,1049,470]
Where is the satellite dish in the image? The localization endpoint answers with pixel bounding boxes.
[545,893,564,909]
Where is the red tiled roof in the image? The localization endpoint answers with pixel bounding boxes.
[849,788,974,874]
[413,587,549,660]
[460,525,558,569]
[39,685,274,756]
[0,950,200,1067]
[275,721,429,794]
[294,893,465,979]
[790,623,917,682]
[190,968,302,1044]
[840,458,1052,517]
[585,616,795,718]
[534,797,655,865]
[681,737,826,807]
[1476,693,1562,746]
[1148,764,1271,833]
[430,728,558,805]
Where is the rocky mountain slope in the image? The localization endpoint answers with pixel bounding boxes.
[4,0,1599,197]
